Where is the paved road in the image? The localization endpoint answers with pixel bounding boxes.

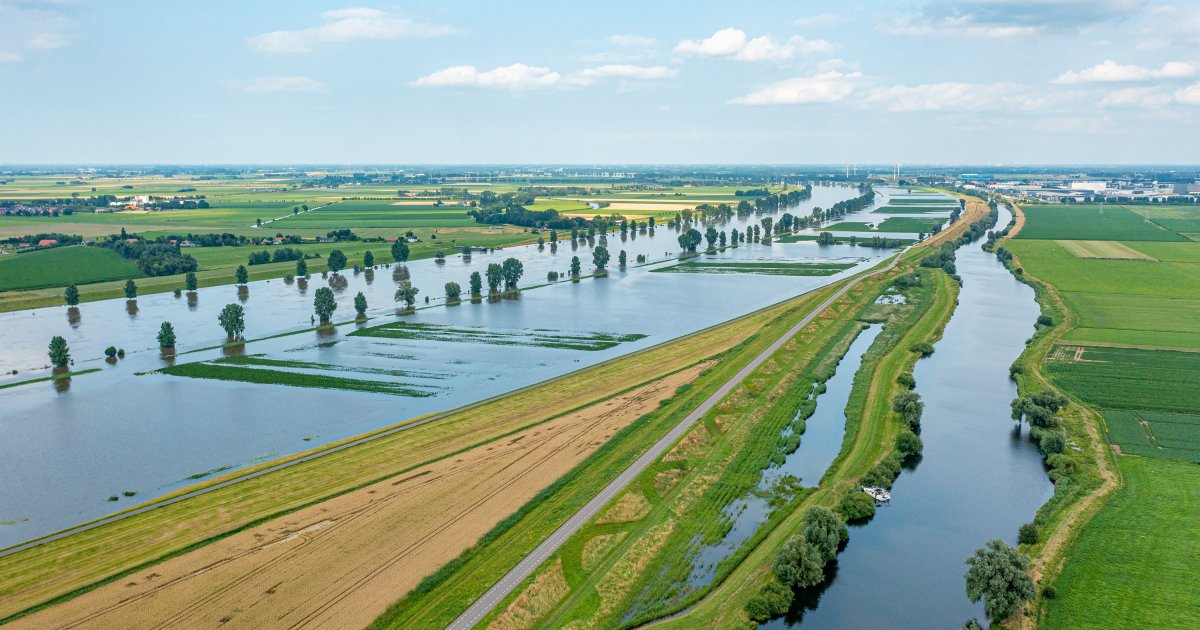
[446,252,904,630]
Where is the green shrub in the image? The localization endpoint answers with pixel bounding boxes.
[1042,584,1057,599]
[744,579,793,622]
[838,490,876,521]
[896,430,924,459]
[1018,522,1039,545]
[910,341,935,357]
[1039,430,1067,455]
[896,373,916,389]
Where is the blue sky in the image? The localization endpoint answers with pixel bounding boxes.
[2,0,1199,164]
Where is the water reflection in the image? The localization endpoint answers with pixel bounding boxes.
[187,291,198,310]
[67,307,81,328]
[237,286,249,303]
[125,300,138,318]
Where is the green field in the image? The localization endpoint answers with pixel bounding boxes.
[1045,346,1200,413]
[1102,410,1200,462]
[1044,456,1200,630]
[825,217,945,233]
[0,246,142,290]
[650,261,856,276]
[1015,205,1189,241]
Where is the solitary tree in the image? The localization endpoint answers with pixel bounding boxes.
[327,250,347,273]
[486,263,504,292]
[502,257,524,289]
[218,303,246,339]
[64,284,80,306]
[124,279,138,300]
[235,265,249,285]
[445,281,462,301]
[469,271,483,296]
[48,335,72,368]
[157,321,176,349]
[618,249,627,267]
[313,286,337,323]
[363,251,375,267]
[296,258,308,277]
[677,228,703,253]
[593,245,610,270]
[394,281,419,308]
[964,539,1035,624]
[185,271,198,292]
[391,239,410,263]
[353,291,368,317]
[570,256,582,277]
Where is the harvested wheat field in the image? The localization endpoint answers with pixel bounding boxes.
[12,364,708,630]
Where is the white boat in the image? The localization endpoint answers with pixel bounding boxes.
[861,486,892,502]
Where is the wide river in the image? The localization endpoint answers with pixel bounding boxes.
[766,204,1054,628]
[0,186,953,547]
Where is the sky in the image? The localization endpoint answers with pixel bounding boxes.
[1,0,1199,165]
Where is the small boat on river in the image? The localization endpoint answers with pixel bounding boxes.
[862,486,891,502]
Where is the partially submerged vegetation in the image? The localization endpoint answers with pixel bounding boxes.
[350,321,647,352]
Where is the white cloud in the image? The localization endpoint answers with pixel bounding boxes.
[413,63,561,89]
[608,34,656,47]
[883,15,1038,38]
[729,71,861,105]
[864,82,1041,112]
[674,28,834,62]
[228,75,327,94]
[0,50,23,63]
[576,64,678,80]
[1176,82,1200,105]
[27,32,67,49]
[1053,60,1196,84]
[1138,4,1200,49]
[248,7,452,53]
[1100,87,1172,108]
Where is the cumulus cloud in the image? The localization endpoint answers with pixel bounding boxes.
[27,32,67,49]
[608,34,656,47]
[728,71,861,105]
[674,28,834,61]
[884,0,1146,38]
[1099,87,1172,108]
[248,7,452,53]
[1176,82,1200,105]
[413,63,561,89]
[228,75,326,93]
[1052,60,1196,84]
[864,82,1042,111]
[575,64,678,81]
[1137,4,1200,48]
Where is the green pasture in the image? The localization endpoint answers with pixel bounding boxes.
[1045,346,1200,414]
[1102,410,1200,462]
[1015,205,1188,241]
[0,245,142,290]
[1044,456,1200,630]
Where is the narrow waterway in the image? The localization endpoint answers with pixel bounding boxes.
[767,205,1054,628]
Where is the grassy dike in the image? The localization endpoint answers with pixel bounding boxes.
[0,270,840,623]
[992,201,1118,630]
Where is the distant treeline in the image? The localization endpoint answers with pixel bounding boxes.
[99,237,198,276]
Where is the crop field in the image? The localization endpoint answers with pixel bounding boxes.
[650,261,856,276]
[1044,456,1200,630]
[1044,346,1200,414]
[349,322,647,351]
[0,245,143,290]
[1056,240,1156,260]
[1102,410,1200,462]
[825,217,945,233]
[1015,205,1188,241]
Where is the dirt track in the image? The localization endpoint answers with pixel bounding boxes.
[12,365,708,630]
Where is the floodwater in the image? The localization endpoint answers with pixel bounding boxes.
[766,205,1054,629]
[0,187,952,548]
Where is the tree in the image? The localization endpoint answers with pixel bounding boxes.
[445,281,462,300]
[744,579,793,622]
[730,228,740,246]
[486,263,504,292]
[892,390,924,430]
[618,249,627,267]
[469,271,483,296]
[157,321,176,348]
[363,251,375,268]
[1018,523,1039,545]
[391,239,410,263]
[235,265,249,285]
[48,335,72,368]
[818,231,835,245]
[354,291,368,316]
[296,258,308,276]
[964,539,1035,624]
[839,490,875,521]
[677,228,702,253]
[218,303,246,339]
[185,271,198,292]
[761,217,774,240]
[124,279,138,300]
[314,286,337,323]
[719,231,727,248]
[593,245,610,270]
[772,535,825,588]
[570,256,582,277]
[64,284,80,306]
[704,227,718,250]
[394,281,419,308]
[896,430,923,459]
[802,506,848,562]
[502,257,524,289]
[327,250,347,273]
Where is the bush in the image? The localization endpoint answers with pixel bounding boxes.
[910,342,935,357]
[1018,522,1039,545]
[1042,584,1057,599]
[891,390,924,430]
[896,373,916,389]
[772,535,825,588]
[838,490,876,521]
[1037,314,1054,327]
[861,452,903,488]
[104,346,117,359]
[1039,430,1067,455]
[744,579,793,622]
[896,430,923,459]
